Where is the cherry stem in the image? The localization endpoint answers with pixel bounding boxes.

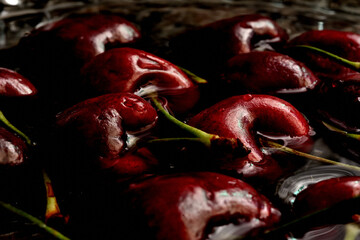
[295,45,360,70]
[150,97,248,157]
[0,200,71,240]
[177,66,208,84]
[43,170,64,223]
[151,97,215,147]
[322,121,360,140]
[262,139,360,172]
[0,110,32,145]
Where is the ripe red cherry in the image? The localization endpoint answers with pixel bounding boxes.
[187,94,312,181]
[223,51,319,95]
[81,47,200,114]
[171,14,288,77]
[286,30,360,82]
[18,13,140,70]
[55,93,158,177]
[120,172,281,240]
[0,67,37,97]
[293,176,360,219]
[286,30,360,153]
[17,13,141,109]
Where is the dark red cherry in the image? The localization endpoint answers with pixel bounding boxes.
[0,67,37,97]
[286,30,360,82]
[187,94,312,182]
[81,47,200,114]
[17,13,141,109]
[293,176,360,219]
[55,93,158,177]
[119,172,281,240]
[223,51,319,95]
[171,14,288,78]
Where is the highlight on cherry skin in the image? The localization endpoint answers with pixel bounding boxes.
[286,29,360,81]
[170,14,289,78]
[0,67,37,97]
[223,51,319,95]
[15,13,142,110]
[118,172,281,240]
[81,47,200,114]
[187,94,314,181]
[293,176,360,220]
[54,92,158,177]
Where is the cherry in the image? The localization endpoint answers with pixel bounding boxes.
[54,92,158,178]
[293,176,360,221]
[170,14,288,78]
[81,47,200,114]
[187,94,313,182]
[0,67,37,97]
[285,31,360,159]
[116,172,281,240]
[286,30,360,82]
[223,51,319,95]
[16,13,141,109]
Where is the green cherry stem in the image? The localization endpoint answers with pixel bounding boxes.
[43,170,65,223]
[0,200,71,240]
[322,121,360,141]
[0,110,32,145]
[262,139,360,172]
[150,97,247,155]
[295,45,360,70]
[151,97,216,147]
[177,66,208,84]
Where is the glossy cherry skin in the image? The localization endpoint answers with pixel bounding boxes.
[171,14,288,78]
[286,30,360,81]
[293,176,360,218]
[55,93,158,177]
[0,126,27,166]
[119,172,281,240]
[17,13,141,109]
[286,30,360,135]
[188,94,312,181]
[81,47,200,114]
[223,51,319,95]
[18,13,140,67]
[0,68,37,97]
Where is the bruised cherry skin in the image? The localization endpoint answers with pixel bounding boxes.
[121,172,281,240]
[81,47,200,114]
[188,94,312,181]
[293,176,360,218]
[0,126,27,166]
[223,51,319,95]
[171,14,288,77]
[0,68,37,97]
[55,93,158,176]
[286,30,360,81]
